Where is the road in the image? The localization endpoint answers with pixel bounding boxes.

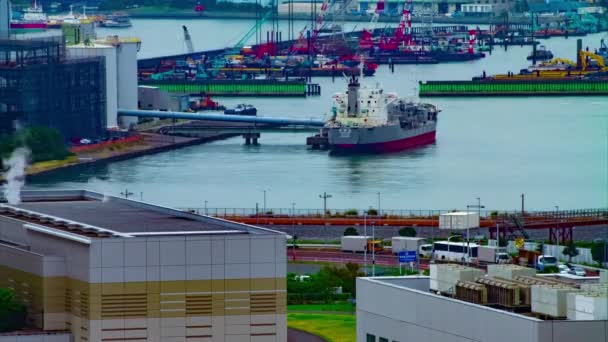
[288,248,431,270]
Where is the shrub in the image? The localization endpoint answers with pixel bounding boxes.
[591,242,606,266]
[398,227,417,237]
[366,209,378,216]
[0,288,26,332]
[344,209,358,216]
[343,227,359,236]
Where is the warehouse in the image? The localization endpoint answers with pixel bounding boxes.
[357,270,608,342]
[0,190,287,342]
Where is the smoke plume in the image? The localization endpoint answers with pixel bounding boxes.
[3,147,31,205]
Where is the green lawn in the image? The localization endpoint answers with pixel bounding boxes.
[288,313,356,342]
[288,303,355,313]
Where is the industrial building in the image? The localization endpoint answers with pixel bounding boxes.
[357,267,608,342]
[0,35,107,140]
[0,190,287,341]
[66,36,141,129]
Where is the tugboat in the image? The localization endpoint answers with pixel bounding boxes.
[527,45,554,61]
[323,75,439,153]
[224,104,257,116]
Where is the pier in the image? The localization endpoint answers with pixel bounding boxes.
[138,79,319,97]
[419,79,608,97]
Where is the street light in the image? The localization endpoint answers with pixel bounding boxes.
[204,200,208,216]
[447,234,460,263]
[466,198,485,265]
[555,205,560,248]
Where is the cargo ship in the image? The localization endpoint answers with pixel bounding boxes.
[323,75,439,153]
[10,0,47,32]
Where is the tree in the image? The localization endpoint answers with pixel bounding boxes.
[498,237,508,247]
[591,241,607,266]
[398,227,417,237]
[343,227,359,236]
[0,288,26,332]
[0,126,71,168]
[562,241,579,263]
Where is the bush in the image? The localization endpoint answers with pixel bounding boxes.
[0,288,26,332]
[540,266,559,274]
[422,269,430,276]
[343,227,359,236]
[344,209,358,216]
[366,209,378,216]
[0,126,71,167]
[398,227,417,237]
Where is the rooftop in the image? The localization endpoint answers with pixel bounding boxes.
[1,190,282,239]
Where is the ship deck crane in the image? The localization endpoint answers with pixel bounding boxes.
[580,50,606,70]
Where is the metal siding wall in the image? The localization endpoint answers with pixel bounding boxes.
[117,43,139,128]
[548,321,608,342]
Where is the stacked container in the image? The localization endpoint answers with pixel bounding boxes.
[531,285,581,318]
[486,264,536,280]
[567,292,608,320]
[430,264,484,295]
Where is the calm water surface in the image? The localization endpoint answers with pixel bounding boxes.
[28,20,608,210]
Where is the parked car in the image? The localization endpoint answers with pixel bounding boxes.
[558,264,570,274]
[568,266,586,277]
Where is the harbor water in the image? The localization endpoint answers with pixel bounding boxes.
[28,20,608,210]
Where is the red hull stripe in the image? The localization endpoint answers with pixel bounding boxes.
[332,131,436,153]
[10,23,47,29]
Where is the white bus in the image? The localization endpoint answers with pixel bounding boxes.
[432,241,479,262]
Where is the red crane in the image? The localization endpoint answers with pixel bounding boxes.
[378,0,414,51]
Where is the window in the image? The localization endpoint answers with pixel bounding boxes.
[380,338,389,342]
[367,334,376,342]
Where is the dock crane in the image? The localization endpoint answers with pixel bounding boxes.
[182,25,194,54]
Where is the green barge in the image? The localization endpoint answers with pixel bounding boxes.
[138,80,320,97]
[418,79,608,96]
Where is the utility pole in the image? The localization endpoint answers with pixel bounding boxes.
[521,193,525,216]
[364,211,368,276]
[292,201,297,260]
[263,190,267,214]
[555,205,560,248]
[377,192,381,219]
[319,192,332,219]
[204,200,208,216]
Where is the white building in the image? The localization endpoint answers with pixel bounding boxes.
[357,276,608,342]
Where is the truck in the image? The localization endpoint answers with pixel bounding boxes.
[478,246,511,264]
[536,255,558,271]
[341,236,383,253]
[391,237,426,255]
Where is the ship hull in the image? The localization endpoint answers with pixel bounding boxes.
[328,123,436,154]
[10,22,47,31]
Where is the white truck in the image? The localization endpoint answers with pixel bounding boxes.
[341,236,372,253]
[391,237,426,255]
[478,246,510,264]
[536,255,558,271]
